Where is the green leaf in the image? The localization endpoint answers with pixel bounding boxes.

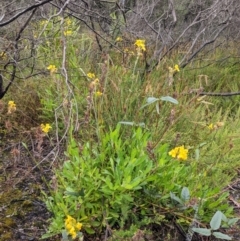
[65,188,84,197]
[118,121,135,126]
[156,103,160,114]
[181,187,190,202]
[199,142,207,147]
[221,213,228,222]
[210,211,222,230]
[146,97,159,103]
[212,232,232,240]
[140,97,159,109]
[170,192,183,205]
[21,142,28,149]
[192,228,211,236]
[160,96,178,104]
[84,227,95,234]
[227,218,239,226]
[61,230,68,241]
[41,232,57,239]
[118,121,145,127]
[195,148,200,161]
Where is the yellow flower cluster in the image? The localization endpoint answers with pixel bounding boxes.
[40,123,52,134]
[47,64,57,74]
[65,215,82,240]
[8,100,16,114]
[134,39,146,52]
[169,145,188,161]
[169,64,180,73]
[95,91,103,97]
[64,30,72,36]
[87,72,95,79]
[174,64,180,72]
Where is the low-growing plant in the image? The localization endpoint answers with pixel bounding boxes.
[192,210,238,240]
[43,123,237,239]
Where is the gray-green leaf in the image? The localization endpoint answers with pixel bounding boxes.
[212,232,232,240]
[210,211,222,230]
[192,228,211,236]
[160,96,178,104]
[181,187,190,202]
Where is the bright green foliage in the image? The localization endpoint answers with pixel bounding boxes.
[43,125,190,236]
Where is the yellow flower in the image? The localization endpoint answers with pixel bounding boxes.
[65,215,82,240]
[8,101,16,114]
[69,227,77,239]
[76,222,82,230]
[40,123,52,134]
[169,145,188,161]
[116,36,123,42]
[87,72,95,79]
[134,39,146,52]
[47,65,57,74]
[95,91,103,97]
[208,123,214,130]
[174,64,180,72]
[64,30,72,36]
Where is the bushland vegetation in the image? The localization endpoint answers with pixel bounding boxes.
[0,1,240,240]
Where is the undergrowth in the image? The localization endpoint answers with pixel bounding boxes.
[1,16,240,240]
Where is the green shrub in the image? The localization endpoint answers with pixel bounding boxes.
[43,124,234,239]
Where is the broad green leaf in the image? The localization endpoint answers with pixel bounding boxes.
[160,96,178,104]
[181,187,190,202]
[170,192,183,205]
[210,211,222,230]
[192,228,211,236]
[221,213,228,222]
[91,221,101,227]
[212,232,232,240]
[84,227,95,234]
